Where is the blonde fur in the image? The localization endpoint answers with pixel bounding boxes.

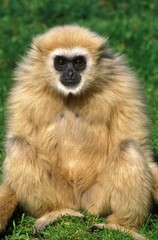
[0,25,158,239]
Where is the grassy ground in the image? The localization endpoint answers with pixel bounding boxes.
[0,1,158,239]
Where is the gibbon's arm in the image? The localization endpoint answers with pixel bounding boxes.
[0,184,18,231]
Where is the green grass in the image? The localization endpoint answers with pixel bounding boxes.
[0,0,158,239]
[2,212,158,240]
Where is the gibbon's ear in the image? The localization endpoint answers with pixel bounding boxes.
[31,35,49,55]
[32,36,43,52]
[97,43,114,60]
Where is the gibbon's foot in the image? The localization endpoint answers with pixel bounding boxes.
[34,208,84,232]
[88,223,147,240]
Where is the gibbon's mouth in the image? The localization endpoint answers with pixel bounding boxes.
[60,79,81,87]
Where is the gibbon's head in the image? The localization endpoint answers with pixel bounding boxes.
[27,25,114,95]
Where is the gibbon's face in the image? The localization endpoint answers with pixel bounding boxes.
[50,47,93,95]
[33,25,108,95]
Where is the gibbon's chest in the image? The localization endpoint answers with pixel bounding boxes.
[44,109,108,187]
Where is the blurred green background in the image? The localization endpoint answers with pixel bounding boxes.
[0,1,158,239]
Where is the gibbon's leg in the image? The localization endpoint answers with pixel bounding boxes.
[88,224,147,240]
[34,208,84,232]
[89,139,153,240]
[148,162,158,204]
[0,184,18,231]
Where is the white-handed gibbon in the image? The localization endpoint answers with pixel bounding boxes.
[0,25,158,240]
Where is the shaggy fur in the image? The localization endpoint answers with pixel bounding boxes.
[0,25,158,240]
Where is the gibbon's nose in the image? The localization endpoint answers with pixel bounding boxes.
[67,70,73,78]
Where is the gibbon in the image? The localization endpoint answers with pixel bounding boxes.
[0,25,158,240]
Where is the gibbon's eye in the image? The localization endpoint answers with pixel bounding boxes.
[73,56,86,71]
[54,56,67,71]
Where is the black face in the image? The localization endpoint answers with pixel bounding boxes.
[54,55,86,87]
